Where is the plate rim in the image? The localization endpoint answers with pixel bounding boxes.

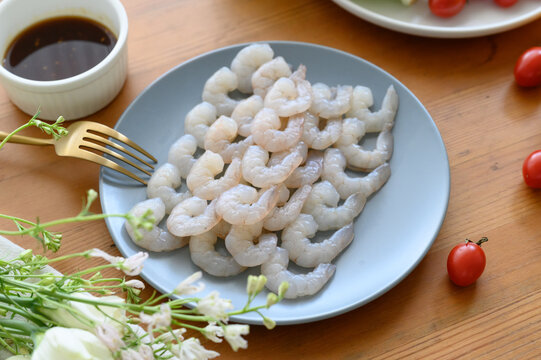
[100,40,451,325]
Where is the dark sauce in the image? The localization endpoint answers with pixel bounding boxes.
[2,16,117,81]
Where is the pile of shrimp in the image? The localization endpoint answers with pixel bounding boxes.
[125,43,399,299]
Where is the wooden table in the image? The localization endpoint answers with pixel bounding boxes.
[1,0,540,358]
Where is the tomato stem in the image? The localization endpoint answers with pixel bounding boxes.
[466,237,488,246]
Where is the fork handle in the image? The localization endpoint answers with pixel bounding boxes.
[0,131,54,146]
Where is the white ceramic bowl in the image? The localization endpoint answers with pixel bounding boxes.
[0,0,128,120]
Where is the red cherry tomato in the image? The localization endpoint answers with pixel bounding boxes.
[494,0,518,7]
[447,238,487,287]
[523,150,541,188]
[514,47,541,87]
[429,0,466,18]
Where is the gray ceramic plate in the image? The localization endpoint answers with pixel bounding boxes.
[99,41,450,325]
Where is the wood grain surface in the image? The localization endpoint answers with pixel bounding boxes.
[1,0,541,359]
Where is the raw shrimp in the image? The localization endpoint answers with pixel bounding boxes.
[338,123,393,171]
[184,102,217,148]
[242,145,303,188]
[125,198,188,252]
[301,112,342,150]
[309,83,352,119]
[190,230,245,277]
[167,134,197,178]
[186,151,242,200]
[212,220,232,239]
[268,141,308,167]
[275,183,291,206]
[264,64,313,117]
[225,222,277,266]
[251,56,292,98]
[322,148,391,199]
[281,214,354,267]
[202,67,239,117]
[215,184,279,225]
[230,43,274,93]
[346,85,398,133]
[301,181,366,231]
[146,163,191,214]
[204,115,253,163]
[167,197,220,237]
[230,95,263,137]
[283,150,323,188]
[251,108,305,152]
[261,247,336,299]
[334,117,366,148]
[263,185,312,232]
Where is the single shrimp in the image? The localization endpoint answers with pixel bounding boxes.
[204,115,253,163]
[334,117,366,148]
[230,43,274,93]
[202,67,239,117]
[125,198,188,252]
[186,151,242,200]
[264,64,313,117]
[309,83,352,119]
[251,108,305,152]
[251,56,292,98]
[167,134,197,178]
[321,148,391,199]
[224,222,277,266]
[281,214,354,268]
[212,219,232,239]
[263,185,312,232]
[301,181,366,231]
[230,95,264,137]
[337,123,393,171]
[146,163,191,214]
[190,229,245,277]
[215,184,279,225]
[242,145,303,188]
[275,183,291,206]
[184,102,217,148]
[167,197,220,237]
[261,247,336,299]
[301,112,342,150]
[283,150,323,188]
[346,85,398,133]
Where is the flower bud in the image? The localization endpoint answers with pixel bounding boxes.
[278,281,289,298]
[19,249,33,262]
[266,293,279,308]
[246,275,266,296]
[262,316,276,330]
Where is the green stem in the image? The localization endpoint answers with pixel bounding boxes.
[0,122,32,150]
[0,303,46,327]
[0,318,43,336]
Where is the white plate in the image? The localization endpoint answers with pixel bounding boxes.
[99,41,450,325]
[333,0,541,38]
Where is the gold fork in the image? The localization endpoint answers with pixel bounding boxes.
[0,121,157,185]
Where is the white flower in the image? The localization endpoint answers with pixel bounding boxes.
[40,293,126,332]
[171,338,219,360]
[196,291,233,322]
[157,328,187,343]
[31,327,114,360]
[125,279,145,290]
[202,322,223,343]
[89,249,148,276]
[174,271,205,296]
[223,324,249,352]
[139,303,172,340]
[120,345,154,360]
[96,322,125,352]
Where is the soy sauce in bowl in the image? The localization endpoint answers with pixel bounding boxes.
[2,16,117,81]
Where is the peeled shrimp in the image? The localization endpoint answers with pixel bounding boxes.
[334,117,366,148]
[322,148,391,199]
[263,185,312,232]
[184,102,217,148]
[264,64,313,117]
[215,184,279,225]
[202,67,239,117]
[346,85,398,133]
[167,134,197,178]
[261,247,336,299]
[309,83,352,119]
[230,95,264,137]
[125,198,188,252]
[302,181,366,231]
[146,163,191,214]
[190,230,245,277]
[338,123,393,171]
[242,145,303,188]
[283,150,323,188]
[276,183,291,206]
[281,214,354,267]
[230,43,274,94]
[251,56,292,98]
[203,115,253,163]
[251,108,305,152]
[186,151,242,200]
[301,112,342,150]
[167,197,220,237]
[225,222,277,266]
